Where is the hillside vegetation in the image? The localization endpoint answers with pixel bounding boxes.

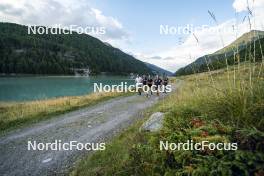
[0,23,151,75]
[175,30,264,76]
[72,62,264,175]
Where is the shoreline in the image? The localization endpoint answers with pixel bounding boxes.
[0,72,138,77]
[0,91,131,134]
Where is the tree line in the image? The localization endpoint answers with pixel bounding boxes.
[0,23,151,75]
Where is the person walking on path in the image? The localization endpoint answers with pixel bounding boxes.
[163,76,169,93]
[135,75,143,95]
[142,75,148,96]
[146,75,153,97]
[154,75,162,96]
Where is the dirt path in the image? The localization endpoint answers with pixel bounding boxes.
[0,83,181,176]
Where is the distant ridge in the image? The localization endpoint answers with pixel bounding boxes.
[175,30,264,76]
[214,30,264,55]
[144,62,173,76]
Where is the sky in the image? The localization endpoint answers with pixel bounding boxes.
[0,0,264,72]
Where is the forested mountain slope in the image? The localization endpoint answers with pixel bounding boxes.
[0,23,151,75]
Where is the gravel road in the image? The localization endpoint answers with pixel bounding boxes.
[0,84,184,176]
[0,87,178,176]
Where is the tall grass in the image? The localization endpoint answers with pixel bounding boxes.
[0,91,125,133]
[71,2,264,175]
[71,62,264,176]
[71,8,264,172]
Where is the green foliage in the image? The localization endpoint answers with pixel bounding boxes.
[124,79,264,175]
[72,64,264,176]
[0,23,151,75]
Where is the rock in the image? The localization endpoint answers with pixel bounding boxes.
[140,112,164,132]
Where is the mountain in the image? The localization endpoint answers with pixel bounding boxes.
[144,62,173,76]
[0,22,151,75]
[175,30,264,76]
[214,30,264,55]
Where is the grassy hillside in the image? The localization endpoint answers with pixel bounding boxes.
[72,62,264,175]
[0,23,151,75]
[175,30,264,76]
[214,30,264,55]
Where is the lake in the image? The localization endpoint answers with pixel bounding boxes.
[0,76,134,102]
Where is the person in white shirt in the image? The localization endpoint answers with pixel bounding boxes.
[135,75,143,95]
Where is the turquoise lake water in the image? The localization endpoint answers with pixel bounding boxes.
[0,76,134,102]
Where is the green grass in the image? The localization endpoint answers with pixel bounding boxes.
[71,63,264,176]
[0,91,130,134]
[70,104,160,176]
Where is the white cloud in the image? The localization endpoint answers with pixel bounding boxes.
[233,0,264,12]
[141,0,264,72]
[0,0,128,42]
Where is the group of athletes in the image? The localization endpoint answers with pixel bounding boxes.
[135,74,169,97]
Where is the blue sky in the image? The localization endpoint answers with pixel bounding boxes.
[89,0,236,54]
[0,0,263,71]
